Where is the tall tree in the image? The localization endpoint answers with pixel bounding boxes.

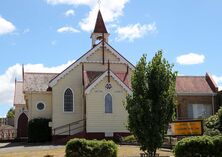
[6,107,15,118]
[126,51,177,156]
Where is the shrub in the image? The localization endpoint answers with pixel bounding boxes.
[204,107,222,136]
[212,136,222,156]
[122,135,137,143]
[174,135,222,157]
[65,138,117,157]
[28,118,51,143]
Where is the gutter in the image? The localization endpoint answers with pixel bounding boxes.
[176,92,217,96]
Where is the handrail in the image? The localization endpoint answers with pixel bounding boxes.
[54,119,85,130]
[55,125,84,136]
[53,119,86,136]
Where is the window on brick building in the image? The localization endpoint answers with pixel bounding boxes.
[187,104,212,119]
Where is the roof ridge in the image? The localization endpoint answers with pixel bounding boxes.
[177,76,205,77]
[49,42,101,84]
[49,41,135,87]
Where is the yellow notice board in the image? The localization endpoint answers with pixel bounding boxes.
[168,120,203,136]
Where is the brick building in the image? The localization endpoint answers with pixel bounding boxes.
[176,73,218,120]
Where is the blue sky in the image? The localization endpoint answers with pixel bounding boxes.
[0,0,222,117]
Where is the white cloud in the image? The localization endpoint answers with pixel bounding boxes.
[115,23,157,42]
[47,0,129,32]
[0,60,75,106]
[212,75,222,91]
[65,9,75,17]
[176,53,205,65]
[0,16,16,35]
[57,26,80,33]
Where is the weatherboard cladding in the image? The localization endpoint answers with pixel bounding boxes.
[23,73,58,92]
[49,41,135,87]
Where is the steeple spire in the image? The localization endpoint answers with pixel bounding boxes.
[91,10,109,47]
[93,10,108,34]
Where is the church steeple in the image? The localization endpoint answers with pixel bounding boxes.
[91,10,109,47]
[93,10,108,33]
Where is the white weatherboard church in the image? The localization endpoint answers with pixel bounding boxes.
[14,10,219,141]
[14,10,134,140]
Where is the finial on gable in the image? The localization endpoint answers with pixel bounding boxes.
[98,0,101,9]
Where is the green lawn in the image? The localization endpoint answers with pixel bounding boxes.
[0,145,173,157]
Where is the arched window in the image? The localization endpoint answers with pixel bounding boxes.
[105,93,112,113]
[64,88,74,112]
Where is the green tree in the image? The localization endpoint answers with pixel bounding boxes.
[204,107,222,136]
[126,51,177,156]
[6,107,15,118]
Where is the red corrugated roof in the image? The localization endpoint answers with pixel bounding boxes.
[176,76,214,94]
[84,71,131,89]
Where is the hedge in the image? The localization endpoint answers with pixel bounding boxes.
[122,135,136,143]
[65,138,117,157]
[174,135,222,157]
[204,107,222,136]
[28,118,51,143]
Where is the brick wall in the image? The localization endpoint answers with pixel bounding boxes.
[176,95,215,120]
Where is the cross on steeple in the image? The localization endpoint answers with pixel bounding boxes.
[98,0,101,9]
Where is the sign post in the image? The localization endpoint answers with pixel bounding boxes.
[164,120,203,148]
[167,120,203,136]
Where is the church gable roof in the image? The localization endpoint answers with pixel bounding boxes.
[85,70,132,95]
[49,41,135,87]
[84,71,104,88]
[84,71,130,89]
[86,47,120,62]
[24,72,58,92]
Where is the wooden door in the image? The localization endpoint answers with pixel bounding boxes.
[17,113,28,138]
